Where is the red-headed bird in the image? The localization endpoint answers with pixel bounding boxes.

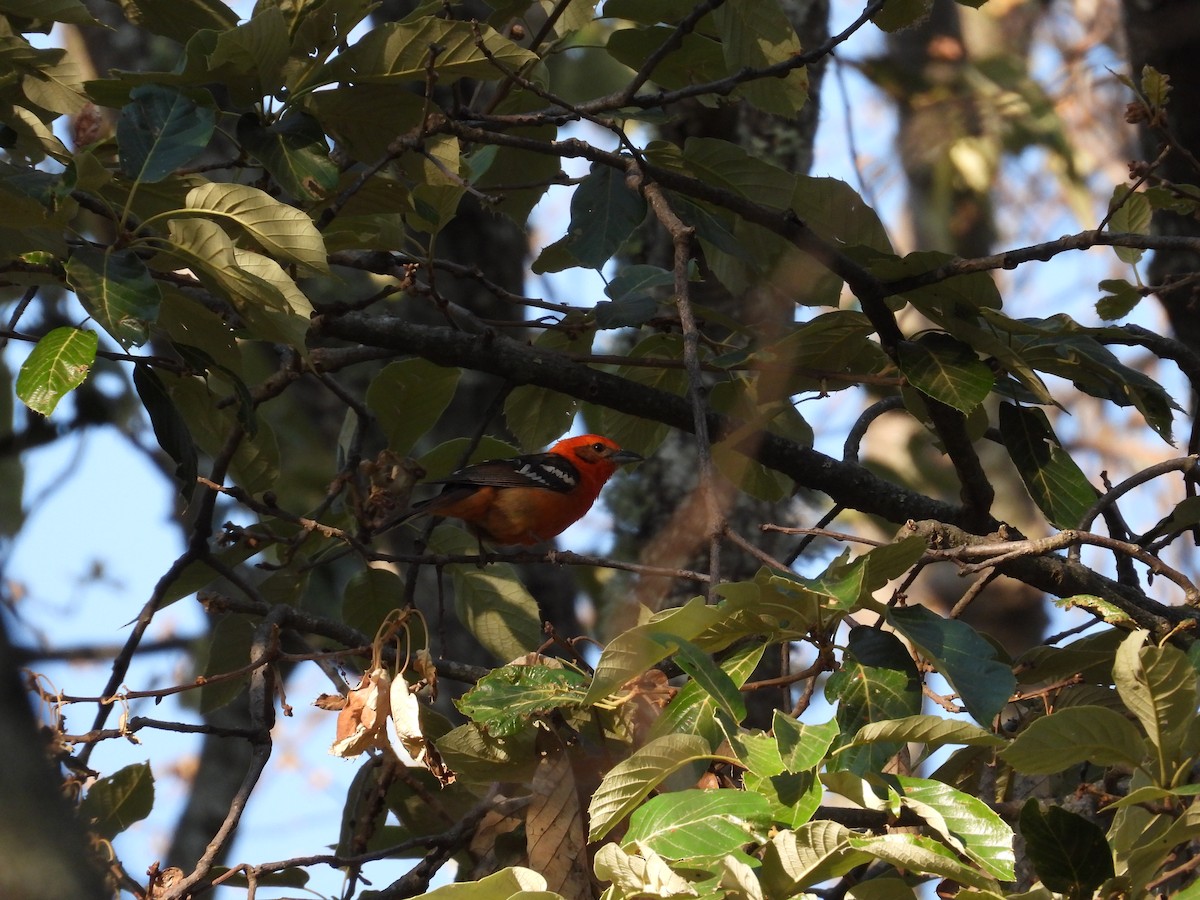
[384,434,642,546]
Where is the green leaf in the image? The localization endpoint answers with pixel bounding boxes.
[200,614,255,713]
[317,18,539,86]
[1114,630,1199,773]
[625,789,772,862]
[748,767,823,830]
[585,596,727,704]
[1001,705,1147,774]
[998,402,1096,530]
[712,0,808,116]
[849,715,1004,752]
[456,664,587,737]
[759,822,873,896]
[872,0,933,31]
[133,365,197,499]
[759,310,885,395]
[826,627,922,775]
[78,762,154,840]
[695,572,833,652]
[593,295,659,329]
[587,733,717,841]
[15,326,97,416]
[366,358,460,455]
[117,84,216,183]
[159,218,306,348]
[888,606,1015,727]
[604,264,676,304]
[1019,799,1114,898]
[503,386,576,452]
[775,713,840,772]
[237,111,339,202]
[605,27,725,92]
[435,721,539,786]
[181,182,329,274]
[341,568,405,639]
[848,832,999,891]
[419,866,550,898]
[721,724,786,778]
[449,562,542,662]
[647,642,763,746]
[303,83,426,162]
[1096,278,1142,321]
[897,333,994,413]
[112,0,238,43]
[894,775,1015,881]
[543,164,646,271]
[654,635,746,723]
[209,7,290,98]
[0,0,97,25]
[681,137,796,211]
[401,134,465,235]
[1107,186,1152,265]
[803,535,928,612]
[165,372,279,493]
[66,246,163,348]
[790,176,893,254]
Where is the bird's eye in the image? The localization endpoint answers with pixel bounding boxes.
[592,442,606,452]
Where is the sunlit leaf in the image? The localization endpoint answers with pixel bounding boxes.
[588,734,717,841]
[15,326,97,416]
[1001,705,1146,774]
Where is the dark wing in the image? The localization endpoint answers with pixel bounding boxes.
[431,451,581,494]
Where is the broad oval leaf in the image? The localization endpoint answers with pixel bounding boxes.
[1000,705,1147,774]
[1019,799,1114,896]
[897,333,994,413]
[894,775,1015,881]
[317,18,538,86]
[504,385,577,452]
[132,364,197,498]
[456,664,587,737]
[587,734,717,841]
[366,358,460,455]
[66,246,163,348]
[849,715,1004,751]
[182,182,329,273]
[999,402,1096,530]
[450,563,542,662]
[625,789,772,861]
[584,597,726,704]
[15,326,97,416]
[887,605,1015,728]
[1114,630,1199,769]
[341,567,405,638]
[78,762,155,840]
[117,84,215,183]
[237,111,338,203]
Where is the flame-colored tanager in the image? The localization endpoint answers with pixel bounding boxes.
[387,434,642,546]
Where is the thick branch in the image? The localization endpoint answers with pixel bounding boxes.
[314,313,1194,627]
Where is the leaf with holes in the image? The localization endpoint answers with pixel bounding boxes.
[15,326,97,416]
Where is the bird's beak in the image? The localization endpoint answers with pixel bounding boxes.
[611,449,643,466]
